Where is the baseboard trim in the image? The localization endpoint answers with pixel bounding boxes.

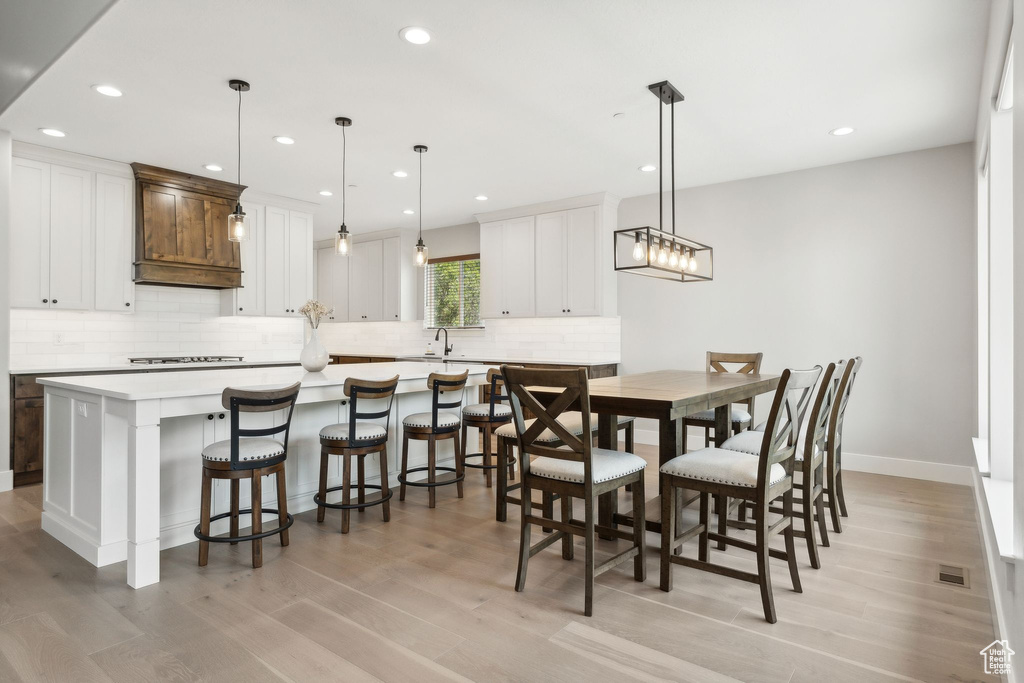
[0,469,12,493]
[634,428,972,485]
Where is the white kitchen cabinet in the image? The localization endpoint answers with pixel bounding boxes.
[10,159,95,310]
[287,211,314,313]
[479,216,535,319]
[264,206,289,315]
[534,206,600,317]
[94,173,135,312]
[350,239,383,321]
[316,246,349,321]
[382,236,402,321]
[220,203,265,316]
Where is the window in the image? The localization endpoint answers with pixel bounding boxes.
[424,254,481,328]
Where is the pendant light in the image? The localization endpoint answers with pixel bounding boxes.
[413,144,428,266]
[613,80,712,282]
[334,116,352,256]
[227,79,250,242]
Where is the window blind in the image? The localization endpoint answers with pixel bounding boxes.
[424,254,481,328]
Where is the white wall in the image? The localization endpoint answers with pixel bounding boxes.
[0,130,11,491]
[617,143,975,468]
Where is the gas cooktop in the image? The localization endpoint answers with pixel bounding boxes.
[128,355,245,365]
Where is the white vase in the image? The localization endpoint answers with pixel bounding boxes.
[300,326,329,372]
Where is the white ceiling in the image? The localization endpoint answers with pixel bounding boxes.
[0,0,991,241]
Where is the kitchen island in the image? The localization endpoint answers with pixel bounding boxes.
[38,362,491,588]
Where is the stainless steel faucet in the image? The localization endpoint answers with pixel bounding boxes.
[434,327,453,357]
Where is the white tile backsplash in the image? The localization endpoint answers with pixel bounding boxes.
[9,286,305,370]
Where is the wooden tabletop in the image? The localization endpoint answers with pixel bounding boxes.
[577,370,780,420]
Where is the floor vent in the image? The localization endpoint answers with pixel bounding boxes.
[937,564,969,587]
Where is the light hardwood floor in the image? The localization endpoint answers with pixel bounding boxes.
[0,444,999,682]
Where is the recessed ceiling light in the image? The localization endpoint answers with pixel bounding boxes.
[475,195,488,201]
[274,136,295,145]
[392,170,408,178]
[403,209,415,215]
[319,190,333,196]
[639,164,657,172]
[39,128,65,137]
[204,163,222,172]
[829,127,855,136]
[399,27,431,45]
[92,84,122,97]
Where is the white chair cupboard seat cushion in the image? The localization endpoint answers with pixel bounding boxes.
[722,428,820,461]
[202,438,285,462]
[403,411,460,428]
[320,422,388,441]
[660,447,786,488]
[688,406,752,424]
[531,447,646,484]
[462,403,513,418]
[495,412,633,441]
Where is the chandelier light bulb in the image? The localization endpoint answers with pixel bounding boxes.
[688,250,698,272]
[632,233,645,261]
[657,240,669,265]
[668,244,680,268]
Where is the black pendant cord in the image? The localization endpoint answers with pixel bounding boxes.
[341,124,347,226]
[418,149,423,240]
[236,87,242,192]
[658,86,663,237]
[670,97,675,236]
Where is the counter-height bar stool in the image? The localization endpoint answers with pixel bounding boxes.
[459,368,513,488]
[682,351,763,452]
[660,367,817,624]
[724,363,839,569]
[315,374,399,533]
[196,381,301,569]
[503,365,646,617]
[399,370,468,508]
[495,413,635,523]
[824,356,862,532]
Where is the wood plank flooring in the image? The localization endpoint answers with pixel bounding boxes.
[0,444,999,682]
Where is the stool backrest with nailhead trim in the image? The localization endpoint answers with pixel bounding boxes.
[427,370,469,432]
[342,374,400,445]
[222,382,301,471]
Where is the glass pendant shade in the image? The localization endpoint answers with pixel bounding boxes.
[414,238,428,267]
[413,144,429,267]
[228,204,248,242]
[335,224,350,255]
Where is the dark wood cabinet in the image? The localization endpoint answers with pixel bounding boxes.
[132,163,245,289]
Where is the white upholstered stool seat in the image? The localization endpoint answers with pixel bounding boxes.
[202,438,285,463]
[688,406,752,424]
[531,447,646,484]
[462,403,513,419]
[403,411,461,429]
[660,447,786,488]
[319,422,388,442]
[722,428,820,461]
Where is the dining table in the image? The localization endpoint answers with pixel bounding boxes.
[533,369,780,536]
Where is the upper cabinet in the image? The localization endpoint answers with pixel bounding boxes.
[316,246,349,321]
[316,232,413,323]
[480,216,535,319]
[477,193,618,320]
[350,239,383,321]
[11,149,133,312]
[131,163,244,289]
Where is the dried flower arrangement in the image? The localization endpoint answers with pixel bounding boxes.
[299,299,334,329]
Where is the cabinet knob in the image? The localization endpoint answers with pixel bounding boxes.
[42,299,48,303]
[567,309,571,313]
[207,414,214,420]
[52,299,57,304]
[125,302,131,307]
[218,413,225,419]
[239,307,243,311]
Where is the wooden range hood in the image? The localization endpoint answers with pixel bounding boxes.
[131,163,246,289]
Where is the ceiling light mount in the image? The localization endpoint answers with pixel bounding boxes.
[228,79,250,93]
[400,26,431,44]
[613,80,712,283]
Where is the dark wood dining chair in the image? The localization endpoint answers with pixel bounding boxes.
[502,365,646,617]
[195,381,301,569]
[459,368,514,488]
[682,351,763,452]
[315,374,399,533]
[398,370,467,508]
[824,356,862,532]
[660,367,819,624]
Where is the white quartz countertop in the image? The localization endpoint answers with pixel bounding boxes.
[37,362,490,401]
[10,359,300,376]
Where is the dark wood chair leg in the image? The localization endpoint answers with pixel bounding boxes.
[459,422,468,489]
[697,491,710,562]
[515,479,532,592]
[379,446,391,522]
[783,488,802,593]
[704,426,711,448]
[454,430,463,499]
[815,483,830,549]
[427,436,437,509]
[357,454,366,510]
[560,495,574,560]
[198,468,212,566]
[316,451,328,524]
[496,437,508,522]
[755,501,775,624]
[230,478,240,543]
[826,466,843,533]
[276,468,289,546]
[483,424,493,488]
[542,492,554,533]
[836,468,849,517]
[802,475,820,569]
[625,422,635,453]
[583,494,595,617]
[399,433,409,501]
[716,494,728,551]
[631,475,646,582]
[341,454,352,534]
[660,476,675,591]
[251,471,263,569]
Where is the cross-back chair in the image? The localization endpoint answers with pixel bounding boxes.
[682,351,764,452]
[824,356,862,532]
[502,365,647,617]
